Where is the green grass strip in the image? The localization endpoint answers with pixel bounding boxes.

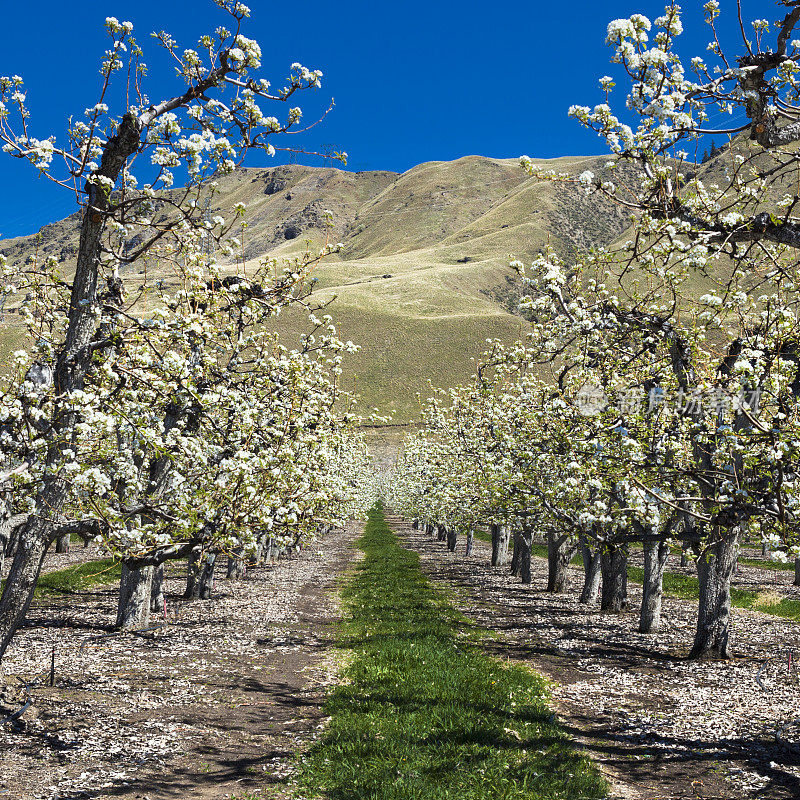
[299,503,606,800]
[1,557,122,598]
[35,557,122,596]
[474,528,800,622]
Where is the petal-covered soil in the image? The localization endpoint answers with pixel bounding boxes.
[0,522,359,800]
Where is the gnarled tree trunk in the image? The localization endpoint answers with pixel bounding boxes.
[465,529,474,557]
[0,515,54,662]
[150,563,165,616]
[794,557,800,587]
[198,553,216,600]
[690,527,740,659]
[0,112,145,666]
[116,564,153,630]
[546,530,575,593]
[436,524,447,542]
[490,523,510,567]
[579,535,602,604]
[639,540,670,633]
[446,526,457,552]
[55,532,70,554]
[185,550,201,599]
[600,543,628,612]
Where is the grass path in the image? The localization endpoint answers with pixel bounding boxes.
[299,504,606,800]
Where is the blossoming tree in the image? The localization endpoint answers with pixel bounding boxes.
[395,0,800,659]
[0,1,363,664]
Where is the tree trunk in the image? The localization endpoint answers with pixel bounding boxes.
[546,531,574,593]
[412,519,419,530]
[794,557,800,587]
[600,544,628,612]
[253,536,265,565]
[226,549,245,579]
[0,515,53,663]
[198,554,216,600]
[690,528,740,659]
[0,528,10,581]
[185,550,201,599]
[579,539,602,604]
[150,563,165,616]
[446,527,457,552]
[680,541,690,568]
[510,532,522,577]
[490,524,510,567]
[116,564,153,630]
[55,532,70,554]
[518,530,532,584]
[436,524,447,542]
[465,530,474,557]
[639,540,670,633]
[0,113,145,666]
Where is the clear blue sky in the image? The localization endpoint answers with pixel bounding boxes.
[0,0,750,237]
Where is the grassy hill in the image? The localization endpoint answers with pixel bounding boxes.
[0,154,629,420]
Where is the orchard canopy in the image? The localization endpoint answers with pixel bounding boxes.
[391,0,800,660]
[0,0,374,662]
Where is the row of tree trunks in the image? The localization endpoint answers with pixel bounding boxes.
[116,531,290,631]
[418,511,752,660]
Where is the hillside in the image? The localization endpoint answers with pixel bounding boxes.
[0,154,629,420]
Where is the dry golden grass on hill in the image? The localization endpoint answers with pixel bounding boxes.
[0,154,630,420]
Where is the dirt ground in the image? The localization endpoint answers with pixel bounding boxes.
[6,512,800,800]
[0,523,359,800]
[390,515,800,800]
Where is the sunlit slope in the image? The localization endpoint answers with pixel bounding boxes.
[0,154,630,419]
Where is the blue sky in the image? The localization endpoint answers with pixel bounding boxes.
[0,0,750,237]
